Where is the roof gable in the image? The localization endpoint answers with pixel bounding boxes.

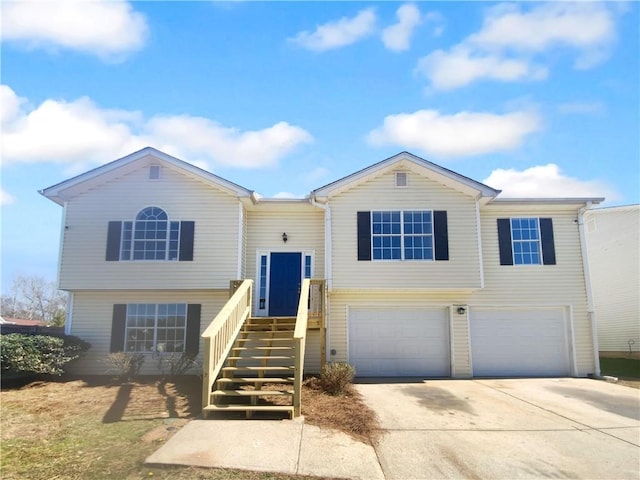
[40,147,253,205]
[311,151,500,201]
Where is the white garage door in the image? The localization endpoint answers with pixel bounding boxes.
[470,308,571,377]
[348,307,450,377]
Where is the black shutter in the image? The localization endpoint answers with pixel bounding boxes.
[179,221,195,261]
[110,304,127,352]
[497,219,513,266]
[433,211,449,261]
[106,221,122,261]
[185,304,201,356]
[357,212,371,261]
[540,218,556,265]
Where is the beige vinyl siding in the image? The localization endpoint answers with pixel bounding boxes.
[585,206,640,354]
[68,290,228,375]
[450,308,472,377]
[471,204,594,376]
[59,165,240,290]
[304,330,321,374]
[245,204,325,282]
[326,203,596,377]
[328,169,482,290]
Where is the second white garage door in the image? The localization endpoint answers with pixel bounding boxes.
[470,307,571,377]
[348,307,450,377]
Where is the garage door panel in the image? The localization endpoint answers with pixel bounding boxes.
[470,308,570,377]
[348,308,450,377]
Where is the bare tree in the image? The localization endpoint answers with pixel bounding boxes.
[0,275,67,326]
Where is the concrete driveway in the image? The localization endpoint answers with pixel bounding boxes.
[356,378,640,479]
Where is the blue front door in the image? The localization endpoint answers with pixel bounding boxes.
[269,252,302,316]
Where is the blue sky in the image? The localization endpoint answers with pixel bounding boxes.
[1,1,638,292]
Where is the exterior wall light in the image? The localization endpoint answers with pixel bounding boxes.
[282,232,288,243]
[456,306,466,315]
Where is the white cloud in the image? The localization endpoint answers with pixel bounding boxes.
[273,192,304,199]
[368,109,540,157]
[1,0,148,60]
[469,2,615,69]
[483,164,617,200]
[416,47,547,91]
[144,116,313,169]
[290,8,376,52]
[0,85,313,170]
[382,3,422,52]
[557,101,605,115]
[1,189,15,206]
[417,2,619,90]
[424,12,445,37]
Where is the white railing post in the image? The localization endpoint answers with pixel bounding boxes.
[293,278,311,417]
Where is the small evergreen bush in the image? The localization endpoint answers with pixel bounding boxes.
[318,362,355,395]
[0,333,90,376]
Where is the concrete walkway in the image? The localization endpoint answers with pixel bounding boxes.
[147,378,640,479]
[146,417,384,479]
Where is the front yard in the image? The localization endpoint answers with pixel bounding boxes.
[0,375,377,480]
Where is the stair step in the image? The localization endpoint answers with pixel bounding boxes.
[203,404,294,413]
[234,337,294,342]
[246,317,296,323]
[211,389,293,397]
[217,377,294,384]
[226,355,294,361]
[222,366,294,372]
[241,328,295,333]
[231,346,294,351]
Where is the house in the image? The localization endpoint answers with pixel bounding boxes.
[0,316,46,326]
[41,147,603,415]
[585,205,640,359]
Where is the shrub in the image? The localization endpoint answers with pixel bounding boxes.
[317,362,355,396]
[105,352,145,380]
[0,333,90,376]
[154,352,201,377]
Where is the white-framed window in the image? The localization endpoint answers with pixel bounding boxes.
[121,207,181,261]
[510,218,542,265]
[258,255,268,310]
[125,303,187,353]
[371,210,433,260]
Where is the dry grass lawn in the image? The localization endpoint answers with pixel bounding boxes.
[0,375,378,479]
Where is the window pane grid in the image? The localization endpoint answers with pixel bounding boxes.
[259,255,267,309]
[120,207,180,261]
[125,303,187,353]
[372,211,402,260]
[511,218,542,265]
[372,210,434,261]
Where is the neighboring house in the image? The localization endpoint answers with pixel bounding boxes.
[0,316,46,326]
[40,147,604,379]
[585,205,640,359]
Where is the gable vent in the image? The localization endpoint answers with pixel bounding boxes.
[149,165,161,180]
[395,171,408,187]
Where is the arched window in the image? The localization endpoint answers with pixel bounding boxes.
[106,208,194,262]
[121,207,180,260]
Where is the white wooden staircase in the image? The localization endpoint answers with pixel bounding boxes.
[205,317,297,418]
[201,279,325,420]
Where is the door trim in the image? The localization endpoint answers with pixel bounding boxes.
[254,249,315,316]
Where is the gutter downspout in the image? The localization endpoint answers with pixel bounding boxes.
[310,196,332,366]
[578,201,600,377]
